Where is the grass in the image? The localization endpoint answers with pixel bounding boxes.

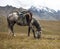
[0,32,60,49]
[0,17,60,49]
[40,20,60,35]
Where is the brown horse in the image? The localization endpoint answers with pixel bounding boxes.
[7,11,41,39]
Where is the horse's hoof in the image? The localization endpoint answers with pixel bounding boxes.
[14,34,16,36]
[12,34,16,37]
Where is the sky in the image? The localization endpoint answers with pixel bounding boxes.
[0,0,60,11]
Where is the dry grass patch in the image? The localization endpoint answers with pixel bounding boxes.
[0,17,60,49]
[0,32,60,49]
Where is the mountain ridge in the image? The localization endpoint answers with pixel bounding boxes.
[29,6,60,20]
[0,5,60,20]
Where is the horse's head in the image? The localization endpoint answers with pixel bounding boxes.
[35,30,42,39]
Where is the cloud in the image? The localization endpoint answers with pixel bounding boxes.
[45,0,60,10]
[0,0,60,10]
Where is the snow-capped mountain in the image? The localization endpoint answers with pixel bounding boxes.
[29,6,60,20]
[29,6,56,13]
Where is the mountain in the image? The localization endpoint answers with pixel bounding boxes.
[0,5,17,17]
[29,6,60,20]
[0,5,26,17]
[0,5,60,20]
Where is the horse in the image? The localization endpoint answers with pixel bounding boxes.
[7,11,42,39]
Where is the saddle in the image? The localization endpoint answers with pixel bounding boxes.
[17,12,27,25]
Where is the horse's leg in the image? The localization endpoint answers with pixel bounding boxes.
[10,25,14,36]
[28,26,31,36]
[8,22,15,36]
[28,23,35,38]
